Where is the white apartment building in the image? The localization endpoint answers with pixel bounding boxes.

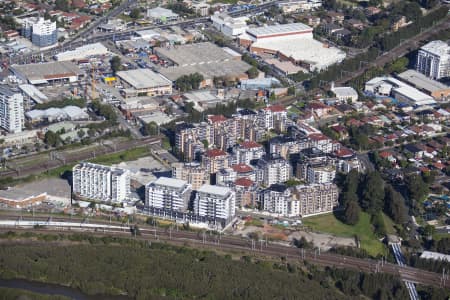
[216,168,237,186]
[258,105,288,131]
[145,177,192,212]
[72,163,130,203]
[417,40,450,80]
[194,184,235,221]
[234,141,265,165]
[22,17,57,47]
[211,12,248,37]
[257,158,291,186]
[260,184,292,216]
[0,86,24,133]
[306,165,336,184]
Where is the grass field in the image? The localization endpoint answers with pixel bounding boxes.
[88,146,150,165]
[303,212,387,257]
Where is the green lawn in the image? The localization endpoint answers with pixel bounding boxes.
[89,146,150,165]
[303,212,387,257]
[382,213,397,235]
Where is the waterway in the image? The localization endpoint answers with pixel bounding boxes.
[0,279,131,300]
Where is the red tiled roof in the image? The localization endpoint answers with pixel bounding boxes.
[206,149,227,158]
[334,147,354,158]
[232,164,253,173]
[330,125,346,133]
[235,177,254,187]
[208,114,228,123]
[240,141,262,149]
[309,133,329,141]
[263,105,285,112]
[379,151,393,159]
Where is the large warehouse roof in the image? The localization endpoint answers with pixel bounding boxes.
[251,37,345,71]
[246,23,312,38]
[55,42,108,61]
[11,61,83,84]
[158,60,250,81]
[155,42,235,66]
[116,68,172,89]
[398,70,449,93]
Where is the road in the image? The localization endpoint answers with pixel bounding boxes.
[0,214,449,290]
[336,14,450,85]
[0,136,161,179]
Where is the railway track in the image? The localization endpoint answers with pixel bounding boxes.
[0,216,448,289]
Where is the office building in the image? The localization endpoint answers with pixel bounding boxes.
[22,17,57,47]
[416,40,450,80]
[0,86,24,133]
[145,177,192,212]
[72,163,130,203]
[194,184,236,221]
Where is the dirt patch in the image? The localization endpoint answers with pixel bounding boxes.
[288,231,356,251]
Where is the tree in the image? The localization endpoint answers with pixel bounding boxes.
[360,171,384,214]
[77,130,85,139]
[110,56,122,75]
[384,185,408,224]
[343,200,361,225]
[55,0,70,11]
[44,131,61,147]
[130,8,141,19]
[247,67,259,79]
[142,122,159,136]
[287,86,295,96]
[406,174,429,203]
[175,73,204,92]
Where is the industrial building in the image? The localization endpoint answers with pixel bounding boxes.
[18,84,48,104]
[0,85,24,133]
[26,106,89,123]
[145,177,192,212]
[55,43,109,61]
[331,84,359,103]
[21,17,57,47]
[147,7,179,23]
[239,23,345,72]
[73,162,131,203]
[116,68,172,98]
[211,12,248,37]
[11,61,84,85]
[416,40,450,80]
[194,184,236,221]
[0,189,47,208]
[397,69,450,100]
[155,42,251,86]
[277,0,322,13]
[365,76,436,107]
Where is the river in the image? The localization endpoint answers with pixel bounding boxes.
[0,279,132,300]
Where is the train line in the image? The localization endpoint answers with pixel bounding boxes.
[0,216,448,290]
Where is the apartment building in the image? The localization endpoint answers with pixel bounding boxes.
[72,163,130,202]
[145,177,192,212]
[416,40,450,80]
[257,157,291,186]
[194,184,236,221]
[291,183,338,216]
[234,141,265,165]
[260,184,292,216]
[297,159,336,184]
[0,86,24,133]
[202,149,230,175]
[22,17,57,47]
[171,162,209,190]
[258,105,288,132]
[234,178,258,208]
[216,168,237,186]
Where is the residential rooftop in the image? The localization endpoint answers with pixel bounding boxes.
[198,184,231,196]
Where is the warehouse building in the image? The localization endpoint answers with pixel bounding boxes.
[365,76,436,107]
[239,23,345,72]
[0,189,47,208]
[26,106,89,123]
[55,42,109,61]
[116,68,172,98]
[147,7,179,23]
[11,61,84,85]
[155,42,251,86]
[397,69,450,100]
